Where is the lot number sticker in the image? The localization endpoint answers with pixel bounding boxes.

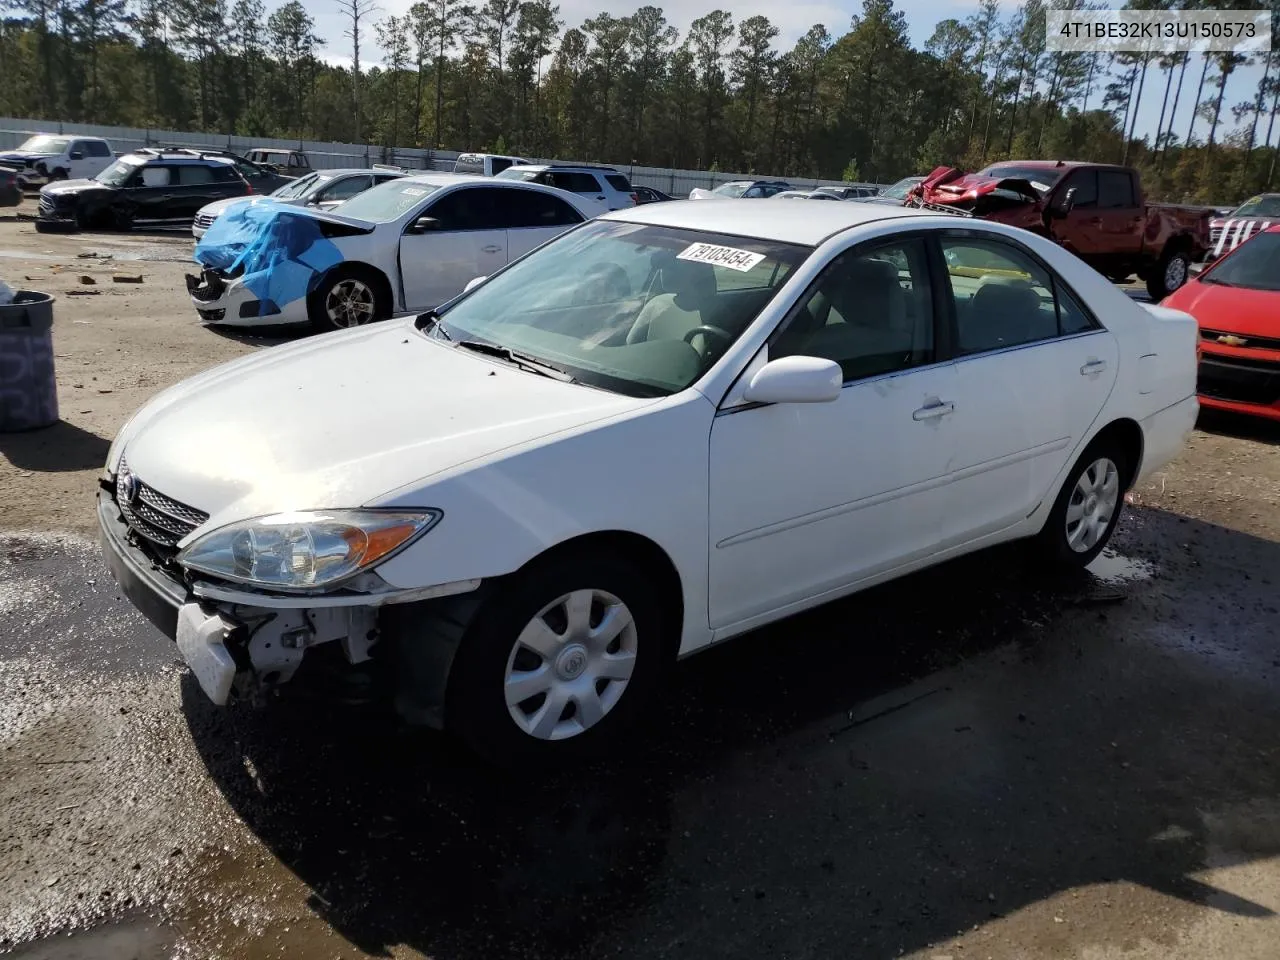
[677,243,766,272]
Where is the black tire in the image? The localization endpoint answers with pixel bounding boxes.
[1034,439,1129,568]
[1146,246,1191,301]
[306,265,389,333]
[111,206,134,231]
[49,168,68,181]
[444,549,673,769]
[1107,272,1132,284]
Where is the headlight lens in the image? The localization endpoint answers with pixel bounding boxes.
[177,509,440,590]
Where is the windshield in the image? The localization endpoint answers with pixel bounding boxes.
[880,177,922,200]
[332,179,439,222]
[711,182,753,198]
[1202,231,1280,291]
[94,157,145,187]
[16,135,70,154]
[272,173,325,199]
[1229,195,1280,219]
[432,220,810,397]
[977,165,1063,193]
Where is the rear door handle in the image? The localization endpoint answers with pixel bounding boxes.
[482,244,502,254]
[912,400,954,421]
[1080,359,1108,376]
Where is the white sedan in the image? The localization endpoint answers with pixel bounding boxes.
[190,167,406,239]
[101,201,1197,767]
[185,173,601,331]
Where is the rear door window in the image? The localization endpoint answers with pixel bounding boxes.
[501,188,585,228]
[176,164,216,185]
[1098,170,1136,209]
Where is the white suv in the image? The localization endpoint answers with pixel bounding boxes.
[0,134,115,186]
[496,164,637,211]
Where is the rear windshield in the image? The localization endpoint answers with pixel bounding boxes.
[605,174,632,191]
[1202,231,1280,291]
[453,156,486,175]
[1230,195,1280,219]
[333,179,440,222]
[711,182,753,198]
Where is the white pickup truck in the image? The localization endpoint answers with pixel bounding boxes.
[0,135,116,187]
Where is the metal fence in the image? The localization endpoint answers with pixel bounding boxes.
[0,115,885,195]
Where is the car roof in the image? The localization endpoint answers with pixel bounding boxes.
[124,152,235,166]
[604,197,935,245]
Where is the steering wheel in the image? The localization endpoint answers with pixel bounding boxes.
[683,324,734,353]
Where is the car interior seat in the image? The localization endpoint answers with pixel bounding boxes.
[962,275,1050,353]
[626,255,719,354]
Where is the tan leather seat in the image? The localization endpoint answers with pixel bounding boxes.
[626,258,718,349]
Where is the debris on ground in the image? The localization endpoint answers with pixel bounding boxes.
[66,290,100,297]
[78,275,96,285]
[112,274,144,284]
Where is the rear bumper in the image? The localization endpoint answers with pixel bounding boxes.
[98,489,187,640]
[1135,395,1199,484]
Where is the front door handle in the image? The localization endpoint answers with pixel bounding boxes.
[482,244,502,254]
[1080,359,1108,376]
[912,400,955,421]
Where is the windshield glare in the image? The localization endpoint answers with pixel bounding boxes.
[1230,195,1280,219]
[332,179,439,222]
[434,220,809,397]
[495,168,538,181]
[94,157,144,187]
[17,135,70,154]
[977,165,1063,192]
[1204,232,1280,291]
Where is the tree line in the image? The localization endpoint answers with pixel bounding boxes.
[0,0,1277,203]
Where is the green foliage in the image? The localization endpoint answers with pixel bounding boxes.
[0,0,1274,201]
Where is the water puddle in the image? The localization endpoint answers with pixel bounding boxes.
[1086,549,1155,585]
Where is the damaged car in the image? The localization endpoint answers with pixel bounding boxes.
[906,161,1211,300]
[0,134,115,187]
[186,173,598,331]
[102,200,1198,767]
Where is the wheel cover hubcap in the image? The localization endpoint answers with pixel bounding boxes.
[1065,457,1120,553]
[504,588,638,741]
[1165,256,1187,290]
[326,279,375,327]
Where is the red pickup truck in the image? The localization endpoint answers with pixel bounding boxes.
[907,161,1211,301]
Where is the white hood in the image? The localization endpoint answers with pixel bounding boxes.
[196,194,298,219]
[116,320,650,535]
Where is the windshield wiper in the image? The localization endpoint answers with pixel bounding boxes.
[455,340,576,382]
[417,309,452,341]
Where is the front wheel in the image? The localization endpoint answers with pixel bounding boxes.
[445,550,671,768]
[1146,248,1190,301]
[1034,442,1128,568]
[307,266,387,333]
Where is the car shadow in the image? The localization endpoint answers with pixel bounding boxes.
[1197,407,1280,446]
[0,419,111,472]
[203,324,306,347]
[184,505,1280,959]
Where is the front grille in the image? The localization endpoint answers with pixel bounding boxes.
[197,308,226,322]
[194,213,216,230]
[1197,354,1280,407]
[115,456,209,552]
[38,196,55,216]
[1202,328,1280,352]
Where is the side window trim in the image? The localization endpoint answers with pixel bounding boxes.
[931,228,1104,362]
[764,230,944,387]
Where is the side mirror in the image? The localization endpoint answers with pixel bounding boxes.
[410,215,439,234]
[742,355,842,405]
[69,151,84,160]
[1054,187,1077,216]
[464,275,486,293]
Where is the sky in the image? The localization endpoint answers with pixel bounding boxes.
[307,0,1269,147]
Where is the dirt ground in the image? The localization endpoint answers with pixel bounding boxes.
[2,202,1280,960]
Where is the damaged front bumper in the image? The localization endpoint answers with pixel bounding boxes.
[185,268,309,327]
[97,488,479,708]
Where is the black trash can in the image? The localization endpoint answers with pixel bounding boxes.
[0,291,58,432]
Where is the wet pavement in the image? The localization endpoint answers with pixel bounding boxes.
[3,455,1280,959]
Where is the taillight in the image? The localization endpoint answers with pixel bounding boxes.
[245,182,254,194]
[630,193,638,205]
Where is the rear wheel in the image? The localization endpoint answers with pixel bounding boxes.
[1146,247,1190,301]
[444,550,671,769]
[1034,440,1128,568]
[307,266,388,333]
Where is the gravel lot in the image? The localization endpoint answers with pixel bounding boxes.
[2,204,1279,960]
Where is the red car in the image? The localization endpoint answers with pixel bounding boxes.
[1162,224,1280,422]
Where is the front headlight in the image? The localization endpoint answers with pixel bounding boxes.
[177,509,440,591]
